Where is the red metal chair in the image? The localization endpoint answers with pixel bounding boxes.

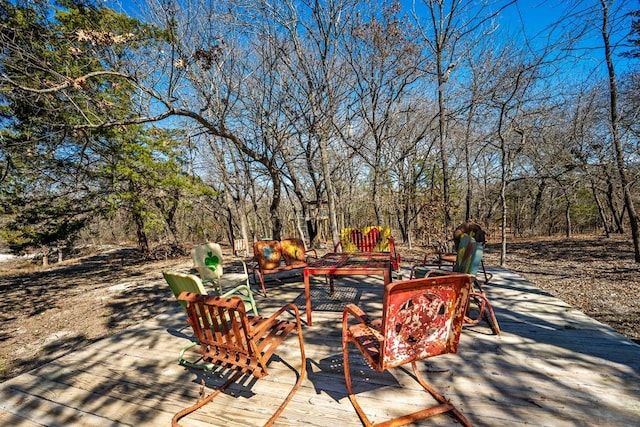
[334,226,401,272]
[412,233,501,335]
[342,274,473,427]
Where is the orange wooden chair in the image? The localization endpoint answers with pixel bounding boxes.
[172,292,306,427]
[342,274,473,427]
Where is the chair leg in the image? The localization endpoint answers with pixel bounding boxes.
[249,295,259,316]
[343,341,375,427]
[464,293,500,335]
[174,325,306,427]
[263,320,307,426]
[171,370,244,427]
[178,341,217,370]
[343,341,473,427]
[411,361,474,427]
[256,271,267,297]
[481,296,501,335]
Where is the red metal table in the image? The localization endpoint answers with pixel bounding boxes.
[303,252,392,326]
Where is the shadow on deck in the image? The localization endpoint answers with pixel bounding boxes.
[1,266,639,426]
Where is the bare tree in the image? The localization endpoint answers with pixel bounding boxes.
[411,0,515,230]
[262,0,355,247]
[342,1,426,226]
[598,0,640,262]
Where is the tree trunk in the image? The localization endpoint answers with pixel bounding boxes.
[318,135,339,246]
[565,200,572,238]
[133,209,149,254]
[600,0,640,262]
[589,178,611,237]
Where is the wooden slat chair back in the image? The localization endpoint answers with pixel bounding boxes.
[342,274,473,427]
[172,292,306,427]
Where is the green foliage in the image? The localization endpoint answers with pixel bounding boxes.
[1,199,87,252]
[0,1,199,254]
[570,186,601,230]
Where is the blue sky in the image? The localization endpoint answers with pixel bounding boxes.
[110,0,635,75]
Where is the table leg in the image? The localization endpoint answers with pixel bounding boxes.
[304,268,312,326]
[384,267,391,285]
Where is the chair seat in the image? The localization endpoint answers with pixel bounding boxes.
[285,260,308,269]
[348,321,384,370]
[206,314,296,378]
[216,273,249,287]
[440,253,456,263]
[412,265,440,279]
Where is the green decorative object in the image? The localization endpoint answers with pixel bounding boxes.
[204,251,220,273]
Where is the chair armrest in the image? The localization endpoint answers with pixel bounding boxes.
[250,302,302,336]
[305,248,318,260]
[220,283,251,298]
[342,303,371,327]
[241,260,249,276]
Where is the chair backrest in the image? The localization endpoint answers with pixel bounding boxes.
[162,271,207,311]
[178,292,271,378]
[339,225,391,252]
[192,242,225,281]
[453,221,488,247]
[453,233,484,276]
[379,274,470,370]
[253,240,283,270]
[280,238,307,265]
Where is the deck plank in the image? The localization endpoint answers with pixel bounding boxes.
[1,266,639,426]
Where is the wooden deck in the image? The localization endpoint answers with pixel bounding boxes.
[1,265,639,426]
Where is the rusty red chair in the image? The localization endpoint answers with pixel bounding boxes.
[342,274,473,427]
[172,292,306,426]
[412,233,501,335]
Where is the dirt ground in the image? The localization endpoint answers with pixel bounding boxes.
[1,234,639,382]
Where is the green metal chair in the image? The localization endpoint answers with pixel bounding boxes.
[163,270,207,312]
[191,242,258,315]
[162,270,213,369]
